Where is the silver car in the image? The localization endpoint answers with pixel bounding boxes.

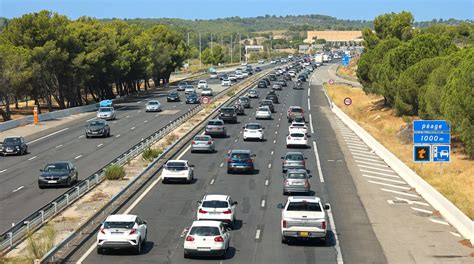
[248,89,259,98]
[97,107,116,120]
[281,152,307,173]
[145,100,162,112]
[205,119,227,137]
[191,135,215,153]
[283,169,311,195]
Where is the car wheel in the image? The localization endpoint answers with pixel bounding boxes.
[184,251,190,259]
[97,247,104,254]
[86,134,89,138]
[135,240,141,255]
[227,169,232,174]
[281,235,288,244]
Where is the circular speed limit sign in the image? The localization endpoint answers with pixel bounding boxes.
[328,79,335,85]
[201,96,210,104]
[344,97,352,106]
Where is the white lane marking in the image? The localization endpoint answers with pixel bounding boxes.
[210,179,215,185]
[307,88,310,97]
[358,165,394,173]
[273,140,276,144]
[368,180,409,190]
[220,163,224,168]
[353,156,385,163]
[277,124,280,127]
[126,115,130,118]
[28,156,37,161]
[265,180,269,186]
[234,139,238,143]
[381,188,419,198]
[56,144,63,148]
[86,117,96,122]
[115,134,121,138]
[255,229,261,240]
[268,163,272,169]
[429,219,449,226]
[176,144,192,160]
[275,131,278,134]
[355,160,389,168]
[394,197,430,207]
[344,139,364,145]
[130,126,136,130]
[261,200,266,207]
[270,151,274,155]
[411,207,433,214]
[361,171,400,179]
[362,175,405,184]
[312,141,325,183]
[113,121,117,124]
[78,135,85,139]
[12,186,24,193]
[450,231,461,238]
[138,110,142,113]
[75,155,82,160]
[97,144,103,148]
[0,169,7,173]
[350,149,378,156]
[387,200,394,204]
[327,205,344,264]
[307,98,311,111]
[144,120,148,123]
[348,145,370,151]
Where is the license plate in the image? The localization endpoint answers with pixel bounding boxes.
[197,247,211,251]
[299,232,309,237]
[209,212,220,215]
[112,232,123,235]
[294,182,304,185]
[6,149,13,152]
[92,132,98,134]
[47,180,57,184]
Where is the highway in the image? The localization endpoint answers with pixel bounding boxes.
[0,63,271,232]
[67,65,386,263]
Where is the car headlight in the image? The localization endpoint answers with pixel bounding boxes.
[16,146,20,149]
[87,129,92,133]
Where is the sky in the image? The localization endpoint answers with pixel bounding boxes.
[1,0,473,21]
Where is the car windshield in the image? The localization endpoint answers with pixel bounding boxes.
[231,153,250,159]
[239,98,248,102]
[99,108,111,112]
[287,172,308,179]
[186,86,194,89]
[3,138,20,144]
[287,201,322,211]
[179,81,187,86]
[166,162,187,170]
[291,108,303,113]
[89,121,105,126]
[221,108,234,113]
[292,123,305,127]
[104,221,134,229]
[44,163,69,171]
[261,101,271,105]
[286,154,303,160]
[246,124,261,129]
[202,200,229,208]
[189,226,220,236]
[194,136,210,141]
[199,81,206,83]
[208,120,223,126]
[290,133,305,138]
[169,92,178,96]
[148,101,159,105]
[249,90,256,94]
[258,107,268,111]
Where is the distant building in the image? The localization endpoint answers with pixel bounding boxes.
[304,31,363,46]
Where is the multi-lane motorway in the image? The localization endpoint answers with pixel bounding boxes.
[0,64,270,232]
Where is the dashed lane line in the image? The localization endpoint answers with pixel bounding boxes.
[261,200,266,208]
[56,144,63,148]
[210,179,215,185]
[255,229,261,240]
[0,169,7,173]
[75,155,82,160]
[28,156,37,161]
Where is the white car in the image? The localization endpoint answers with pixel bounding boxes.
[196,194,238,227]
[96,214,147,254]
[161,160,194,183]
[185,85,196,94]
[255,106,272,120]
[221,79,231,86]
[278,196,329,244]
[258,59,265,64]
[97,107,116,120]
[247,89,259,98]
[235,73,244,79]
[145,100,162,112]
[241,62,248,66]
[201,88,213,96]
[286,132,308,148]
[184,220,231,259]
[197,80,208,89]
[288,71,296,77]
[242,71,249,78]
[210,73,218,79]
[228,74,237,82]
[289,121,308,135]
[270,60,276,64]
[243,123,264,141]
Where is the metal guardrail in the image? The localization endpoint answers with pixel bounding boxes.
[0,68,272,255]
[38,69,271,263]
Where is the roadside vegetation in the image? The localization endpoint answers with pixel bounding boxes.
[104,164,126,180]
[337,57,359,79]
[356,11,474,158]
[142,147,164,162]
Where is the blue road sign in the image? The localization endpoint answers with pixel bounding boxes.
[433,145,450,162]
[342,55,350,66]
[413,120,450,132]
[414,145,431,162]
[413,133,451,144]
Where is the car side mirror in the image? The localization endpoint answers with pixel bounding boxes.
[39,169,43,172]
[197,201,202,204]
[309,175,313,178]
[305,157,308,159]
[143,221,147,225]
[324,204,330,210]
[277,203,284,209]
[233,201,238,205]
[189,164,195,167]
[281,157,284,159]
[251,154,256,157]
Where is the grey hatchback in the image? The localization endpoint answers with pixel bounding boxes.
[281,151,307,173]
[283,169,311,195]
[205,119,227,137]
[191,135,215,153]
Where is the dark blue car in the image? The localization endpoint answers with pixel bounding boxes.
[227,150,255,174]
[186,92,200,104]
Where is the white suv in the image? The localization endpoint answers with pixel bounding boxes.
[243,123,265,141]
[161,160,194,183]
[278,196,330,244]
[184,220,231,259]
[96,214,147,254]
[197,80,208,89]
[197,194,238,228]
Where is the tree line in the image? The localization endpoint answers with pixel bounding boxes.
[357,12,473,158]
[0,11,188,121]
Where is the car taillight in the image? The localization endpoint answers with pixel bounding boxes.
[214,236,224,242]
[223,209,232,214]
[304,136,307,140]
[207,141,212,145]
[129,228,137,235]
[282,220,288,228]
[284,180,289,186]
[199,208,208,214]
[321,221,326,230]
[304,180,310,188]
[287,136,291,140]
[192,141,196,144]
[244,129,248,132]
[186,236,195,241]
[100,228,106,234]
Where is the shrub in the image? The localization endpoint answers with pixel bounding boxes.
[26,224,56,260]
[142,147,163,162]
[104,164,126,180]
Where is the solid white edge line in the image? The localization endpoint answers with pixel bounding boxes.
[327,204,344,264]
[312,141,324,183]
[176,144,192,160]
[28,127,70,144]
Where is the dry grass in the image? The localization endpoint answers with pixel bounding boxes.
[337,57,358,78]
[325,84,474,219]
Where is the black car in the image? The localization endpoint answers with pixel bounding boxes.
[297,75,307,82]
[167,91,180,102]
[38,161,78,188]
[86,119,110,138]
[219,107,238,123]
[257,81,267,88]
[186,92,200,104]
[259,100,275,113]
[238,96,251,108]
[0,136,27,156]
[269,74,277,81]
[255,67,262,72]
[266,94,279,104]
[177,81,188,91]
[283,74,292,81]
[262,78,271,86]
[278,80,287,87]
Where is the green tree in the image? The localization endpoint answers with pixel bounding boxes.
[373,11,415,41]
